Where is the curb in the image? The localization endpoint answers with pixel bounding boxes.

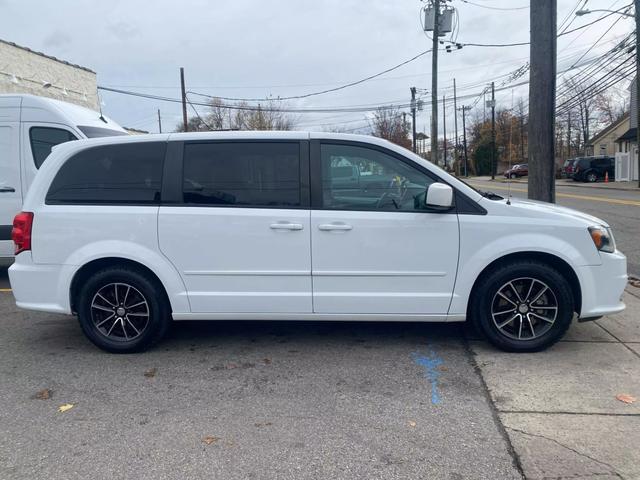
[486,179,639,193]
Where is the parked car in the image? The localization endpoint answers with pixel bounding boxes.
[503,163,528,178]
[561,159,577,178]
[572,156,615,182]
[0,94,127,262]
[8,132,627,353]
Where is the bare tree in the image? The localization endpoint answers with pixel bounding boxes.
[368,107,411,149]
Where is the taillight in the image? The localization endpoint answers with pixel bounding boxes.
[12,212,34,254]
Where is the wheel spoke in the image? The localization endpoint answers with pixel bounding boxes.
[530,312,555,324]
[114,284,119,305]
[526,315,536,338]
[123,286,131,307]
[106,317,120,336]
[497,291,517,306]
[95,312,115,328]
[532,305,557,310]
[96,293,115,307]
[126,318,141,336]
[517,315,523,339]
[524,279,536,303]
[92,303,113,313]
[508,282,523,302]
[121,318,129,340]
[497,314,518,329]
[127,300,146,309]
[494,308,516,316]
[530,286,548,305]
[127,312,149,317]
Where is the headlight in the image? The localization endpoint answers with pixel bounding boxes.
[588,226,616,253]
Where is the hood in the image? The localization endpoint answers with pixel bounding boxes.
[490,197,609,228]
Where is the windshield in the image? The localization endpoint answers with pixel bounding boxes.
[78,126,129,138]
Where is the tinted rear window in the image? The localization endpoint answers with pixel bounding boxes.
[182,142,300,207]
[46,142,166,205]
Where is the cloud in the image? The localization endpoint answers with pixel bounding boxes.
[43,30,72,49]
[106,21,138,40]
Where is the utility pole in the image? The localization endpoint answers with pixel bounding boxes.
[443,95,447,169]
[490,82,496,180]
[460,105,470,177]
[453,79,459,174]
[636,0,640,187]
[528,0,557,203]
[567,112,571,159]
[430,0,440,165]
[180,67,188,132]
[411,87,417,153]
[157,109,162,133]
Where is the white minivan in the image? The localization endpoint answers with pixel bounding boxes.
[0,94,127,261]
[8,132,627,353]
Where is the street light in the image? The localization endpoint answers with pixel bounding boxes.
[577,3,639,187]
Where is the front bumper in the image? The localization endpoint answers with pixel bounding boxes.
[577,250,627,319]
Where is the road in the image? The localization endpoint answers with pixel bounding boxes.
[467,178,640,276]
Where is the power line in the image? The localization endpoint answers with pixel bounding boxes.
[458,0,528,10]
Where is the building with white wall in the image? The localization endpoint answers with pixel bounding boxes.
[0,39,98,111]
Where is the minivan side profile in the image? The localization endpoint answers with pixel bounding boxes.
[0,94,127,261]
[8,132,627,353]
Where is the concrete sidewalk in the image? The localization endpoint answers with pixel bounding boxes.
[470,285,640,479]
[470,175,640,193]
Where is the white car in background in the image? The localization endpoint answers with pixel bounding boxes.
[8,132,627,353]
[0,94,127,262]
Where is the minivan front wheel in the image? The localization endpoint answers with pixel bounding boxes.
[471,261,574,352]
[77,267,171,353]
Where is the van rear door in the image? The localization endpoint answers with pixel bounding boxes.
[0,98,22,258]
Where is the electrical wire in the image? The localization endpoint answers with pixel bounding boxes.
[458,0,528,11]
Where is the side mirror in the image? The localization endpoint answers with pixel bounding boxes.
[425,183,453,209]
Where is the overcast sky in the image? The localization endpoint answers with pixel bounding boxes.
[0,0,634,135]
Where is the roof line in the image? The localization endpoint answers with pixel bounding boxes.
[588,111,630,145]
[0,38,95,74]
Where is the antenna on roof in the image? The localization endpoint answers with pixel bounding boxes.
[97,89,108,124]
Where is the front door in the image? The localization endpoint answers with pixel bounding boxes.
[159,140,312,313]
[310,141,459,315]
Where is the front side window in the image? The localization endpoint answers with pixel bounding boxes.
[182,142,300,207]
[320,143,435,211]
[29,127,77,168]
[46,142,165,204]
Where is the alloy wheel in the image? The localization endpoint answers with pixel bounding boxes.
[90,282,150,342]
[491,277,558,341]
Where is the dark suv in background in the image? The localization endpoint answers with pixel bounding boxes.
[572,156,615,182]
[561,158,577,178]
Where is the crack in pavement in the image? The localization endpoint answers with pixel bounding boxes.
[594,322,640,360]
[463,338,526,479]
[505,426,625,480]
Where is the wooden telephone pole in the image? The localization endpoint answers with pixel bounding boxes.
[528,0,557,202]
[180,67,188,132]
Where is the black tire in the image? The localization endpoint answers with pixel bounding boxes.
[586,172,598,183]
[509,173,516,179]
[77,266,171,353]
[470,260,574,352]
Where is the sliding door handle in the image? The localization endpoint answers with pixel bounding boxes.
[270,222,304,231]
[0,186,15,193]
[318,223,353,231]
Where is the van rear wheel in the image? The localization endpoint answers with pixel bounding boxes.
[471,260,574,352]
[77,267,171,353]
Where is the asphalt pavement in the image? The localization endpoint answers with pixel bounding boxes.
[467,177,640,276]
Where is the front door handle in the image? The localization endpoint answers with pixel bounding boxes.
[0,186,15,193]
[318,223,353,231]
[270,222,304,231]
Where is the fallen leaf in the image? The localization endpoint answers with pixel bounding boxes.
[254,422,273,427]
[408,421,417,428]
[35,388,52,400]
[144,368,157,378]
[225,363,238,369]
[202,436,219,445]
[616,393,636,404]
[263,358,272,365]
[58,403,74,413]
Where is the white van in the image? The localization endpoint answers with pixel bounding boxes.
[0,94,127,261]
[8,132,627,353]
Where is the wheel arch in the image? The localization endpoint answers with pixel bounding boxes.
[466,251,582,317]
[70,257,175,314]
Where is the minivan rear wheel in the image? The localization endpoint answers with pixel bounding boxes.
[470,260,574,352]
[77,267,171,353]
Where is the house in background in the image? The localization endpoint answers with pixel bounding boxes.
[586,112,629,157]
[0,39,99,110]
[615,77,639,182]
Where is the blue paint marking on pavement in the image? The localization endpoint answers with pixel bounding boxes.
[412,350,444,405]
